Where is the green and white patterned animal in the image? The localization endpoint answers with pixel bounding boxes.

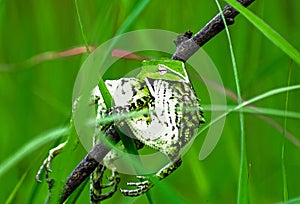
[90,59,204,202]
[36,59,204,203]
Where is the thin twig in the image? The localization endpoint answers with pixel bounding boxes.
[60,125,120,203]
[60,0,255,202]
[172,0,255,62]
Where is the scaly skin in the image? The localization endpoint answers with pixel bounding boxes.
[91,59,204,200]
[37,59,204,203]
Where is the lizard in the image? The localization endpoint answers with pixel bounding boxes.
[36,58,204,203]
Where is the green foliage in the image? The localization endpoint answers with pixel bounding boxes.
[0,0,300,204]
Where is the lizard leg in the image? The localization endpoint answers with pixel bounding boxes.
[36,141,67,185]
[90,164,120,203]
[120,158,182,197]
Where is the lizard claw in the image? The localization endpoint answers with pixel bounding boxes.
[35,175,42,183]
[35,142,67,183]
[90,167,120,202]
[120,177,153,196]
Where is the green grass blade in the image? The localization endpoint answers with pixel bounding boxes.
[0,0,4,10]
[198,84,300,136]
[0,0,4,16]
[75,0,90,55]
[276,197,300,204]
[115,0,151,36]
[0,126,69,178]
[201,105,300,119]
[4,171,28,204]
[238,85,300,109]
[97,0,152,108]
[0,0,5,46]
[225,0,300,65]
[76,0,151,107]
[282,66,292,202]
[215,0,248,203]
[74,0,113,107]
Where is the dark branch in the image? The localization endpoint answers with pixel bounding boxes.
[59,125,120,203]
[60,0,255,202]
[172,0,255,62]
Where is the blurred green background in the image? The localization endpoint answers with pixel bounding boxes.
[1,0,300,203]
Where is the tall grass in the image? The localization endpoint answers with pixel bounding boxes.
[215,1,247,203]
[0,1,299,203]
[282,66,292,202]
